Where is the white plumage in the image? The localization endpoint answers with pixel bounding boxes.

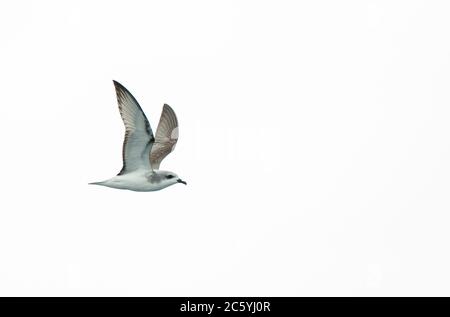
[89,81,186,191]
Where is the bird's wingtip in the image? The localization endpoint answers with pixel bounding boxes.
[112,80,123,88]
[163,103,174,111]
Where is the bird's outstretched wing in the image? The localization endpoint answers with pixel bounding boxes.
[113,80,155,175]
[150,104,179,169]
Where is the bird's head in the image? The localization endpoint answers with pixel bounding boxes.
[157,171,187,187]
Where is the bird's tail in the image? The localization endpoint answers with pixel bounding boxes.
[88,181,106,186]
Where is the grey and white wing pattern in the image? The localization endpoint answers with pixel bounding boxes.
[150,104,179,169]
[113,80,155,175]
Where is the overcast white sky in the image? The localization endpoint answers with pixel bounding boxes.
[1,0,450,296]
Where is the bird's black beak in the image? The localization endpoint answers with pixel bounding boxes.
[177,179,187,185]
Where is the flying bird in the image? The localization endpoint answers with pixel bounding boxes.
[89,81,186,191]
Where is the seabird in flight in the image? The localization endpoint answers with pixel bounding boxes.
[89,80,186,191]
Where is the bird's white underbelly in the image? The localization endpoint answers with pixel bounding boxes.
[104,171,164,192]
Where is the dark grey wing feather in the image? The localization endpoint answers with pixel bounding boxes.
[113,80,155,175]
[149,104,179,169]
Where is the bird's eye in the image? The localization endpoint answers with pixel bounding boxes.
[166,175,175,179]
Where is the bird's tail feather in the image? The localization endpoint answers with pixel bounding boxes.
[88,181,106,186]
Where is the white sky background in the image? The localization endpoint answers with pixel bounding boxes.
[0,0,449,296]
